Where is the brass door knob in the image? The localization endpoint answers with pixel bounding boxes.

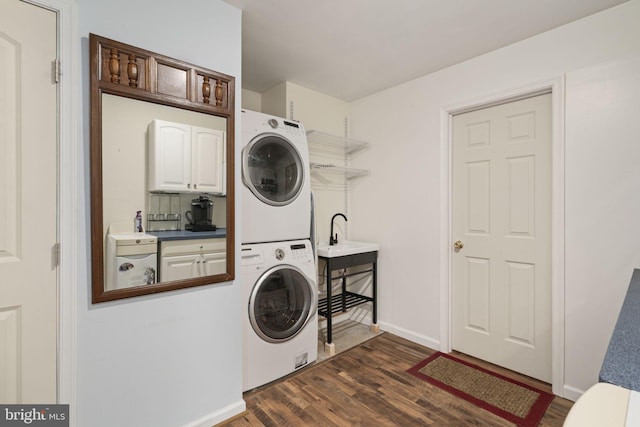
[453,240,464,251]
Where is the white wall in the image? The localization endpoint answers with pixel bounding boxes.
[241,88,262,111]
[349,0,640,398]
[76,1,244,426]
[564,56,640,397]
[261,81,287,117]
[285,82,349,134]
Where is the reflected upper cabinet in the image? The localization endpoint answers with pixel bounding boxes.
[90,33,236,303]
[148,119,226,194]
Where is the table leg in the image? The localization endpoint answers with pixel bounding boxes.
[326,258,333,345]
[341,273,347,312]
[372,260,377,325]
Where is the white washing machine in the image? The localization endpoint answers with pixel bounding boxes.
[105,222,158,291]
[242,239,318,391]
[241,110,311,244]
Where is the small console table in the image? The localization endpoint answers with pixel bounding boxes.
[317,250,378,355]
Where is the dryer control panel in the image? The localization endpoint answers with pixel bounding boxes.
[282,119,306,138]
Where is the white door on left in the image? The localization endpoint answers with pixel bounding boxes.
[0,0,58,403]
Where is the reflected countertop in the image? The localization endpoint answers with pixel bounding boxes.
[149,228,226,242]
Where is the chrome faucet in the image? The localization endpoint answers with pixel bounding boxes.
[330,213,347,246]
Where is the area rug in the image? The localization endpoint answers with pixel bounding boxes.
[406,352,554,427]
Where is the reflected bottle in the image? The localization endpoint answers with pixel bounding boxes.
[134,210,143,233]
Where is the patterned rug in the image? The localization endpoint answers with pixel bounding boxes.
[407,352,554,427]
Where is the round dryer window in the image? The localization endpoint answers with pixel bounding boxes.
[248,264,317,343]
[242,133,304,206]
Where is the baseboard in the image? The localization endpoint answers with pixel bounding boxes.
[562,384,585,402]
[318,316,440,354]
[182,399,246,427]
[377,321,440,351]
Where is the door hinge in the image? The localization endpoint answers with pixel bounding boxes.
[53,59,61,83]
[51,243,60,269]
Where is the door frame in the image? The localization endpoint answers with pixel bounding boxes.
[22,0,78,418]
[439,77,566,396]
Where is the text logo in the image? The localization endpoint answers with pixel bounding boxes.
[0,405,69,426]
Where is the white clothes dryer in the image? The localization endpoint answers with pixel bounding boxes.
[241,110,311,244]
[241,239,318,391]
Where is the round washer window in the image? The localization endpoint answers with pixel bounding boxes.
[249,264,316,343]
[243,133,304,206]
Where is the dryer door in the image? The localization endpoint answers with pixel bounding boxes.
[249,264,317,343]
[242,133,304,206]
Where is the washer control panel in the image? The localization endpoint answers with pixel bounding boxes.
[269,241,313,263]
[289,242,313,262]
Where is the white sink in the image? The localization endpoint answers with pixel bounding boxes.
[317,240,379,258]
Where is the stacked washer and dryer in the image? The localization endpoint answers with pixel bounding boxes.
[240,110,318,392]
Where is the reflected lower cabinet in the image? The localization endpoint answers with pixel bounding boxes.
[159,238,226,282]
[148,119,226,195]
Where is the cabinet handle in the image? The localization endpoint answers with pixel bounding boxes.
[187,183,191,188]
[194,184,197,189]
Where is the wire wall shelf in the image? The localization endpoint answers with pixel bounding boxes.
[309,162,369,180]
[306,130,370,156]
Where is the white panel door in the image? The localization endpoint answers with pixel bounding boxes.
[0,0,57,403]
[452,93,552,382]
[192,126,225,194]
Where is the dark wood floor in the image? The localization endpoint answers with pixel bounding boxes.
[219,333,573,426]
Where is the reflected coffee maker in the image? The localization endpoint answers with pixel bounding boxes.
[185,195,216,232]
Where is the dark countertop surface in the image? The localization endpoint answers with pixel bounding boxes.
[149,228,226,241]
[599,268,640,391]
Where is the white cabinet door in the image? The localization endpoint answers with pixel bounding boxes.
[148,120,192,192]
[160,253,200,282]
[149,120,225,194]
[192,126,226,195]
[201,251,226,276]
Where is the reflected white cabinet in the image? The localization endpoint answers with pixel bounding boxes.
[148,119,226,194]
[159,238,226,282]
[192,126,226,194]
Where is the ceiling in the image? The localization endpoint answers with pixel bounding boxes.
[223,0,629,102]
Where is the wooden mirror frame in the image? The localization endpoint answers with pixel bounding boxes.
[90,34,235,303]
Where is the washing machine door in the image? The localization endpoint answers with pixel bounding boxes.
[242,133,304,206]
[248,264,317,343]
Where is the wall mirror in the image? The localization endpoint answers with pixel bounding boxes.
[90,34,235,303]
